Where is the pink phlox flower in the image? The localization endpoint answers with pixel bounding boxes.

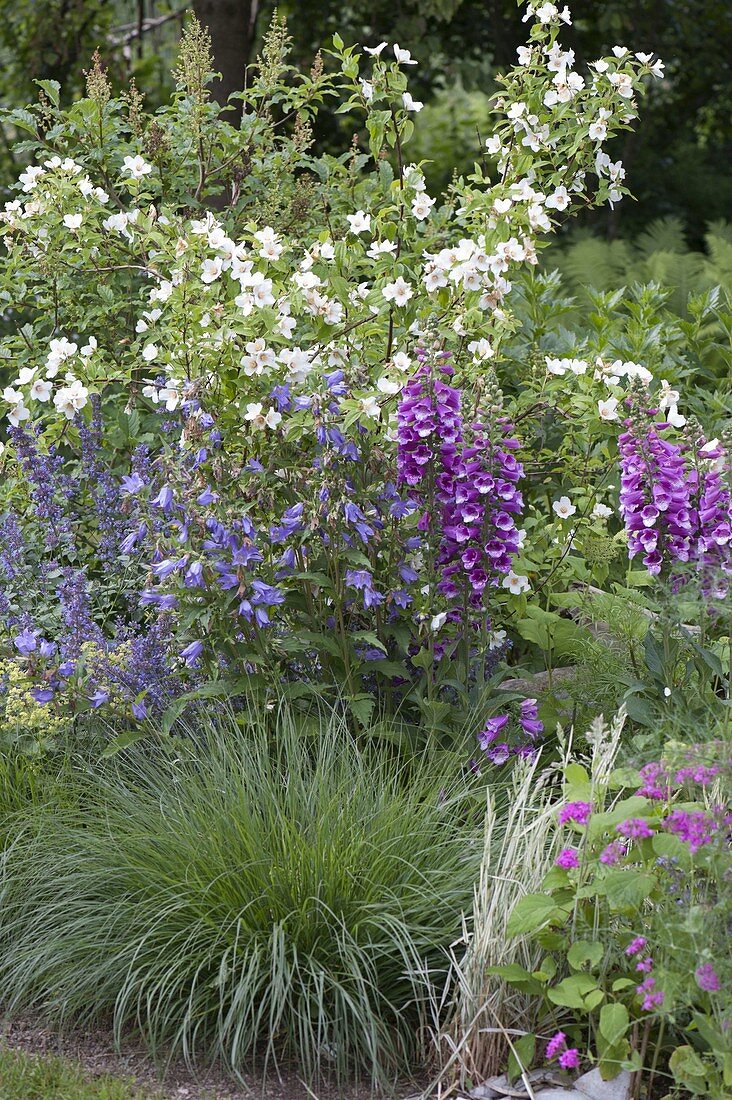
[695,963,721,992]
[637,976,664,1011]
[625,936,648,957]
[617,817,654,839]
[557,800,592,826]
[674,764,719,786]
[600,840,626,865]
[558,1048,580,1071]
[664,808,717,853]
[637,761,668,799]
[555,847,580,869]
[545,1031,566,1060]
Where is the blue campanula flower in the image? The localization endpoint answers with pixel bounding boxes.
[180,640,204,667]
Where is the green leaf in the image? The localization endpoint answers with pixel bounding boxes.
[506,893,562,937]
[567,940,604,971]
[547,973,602,1010]
[651,833,687,860]
[280,631,343,658]
[603,869,655,911]
[589,796,648,837]
[35,79,60,106]
[101,726,148,757]
[622,692,656,727]
[625,570,655,586]
[508,1033,535,1083]
[485,964,543,995]
[644,629,666,678]
[564,761,592,801]
[351,630,387,654]
[600,1003,630,1047]
[669,1046,710,1094]
[410,648,432,670]
[596,1036,630,1081]
[349,693,375,729]
[692,1013,732,1055]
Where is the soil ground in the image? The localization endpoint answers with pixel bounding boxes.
[0,1015,427,1100]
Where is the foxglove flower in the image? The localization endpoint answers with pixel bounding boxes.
[618,398,694,575]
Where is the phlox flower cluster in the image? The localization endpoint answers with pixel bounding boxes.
[557,800,592,826]
[545,1030,580,1071]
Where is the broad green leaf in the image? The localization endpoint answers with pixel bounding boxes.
[600,1003,630,1046]
[508,1033,535,1083]
[603,869,654,911]
[506,893,563,937]
[567,940,604,971]
[485,964,543,995]
[547,973,601,1010]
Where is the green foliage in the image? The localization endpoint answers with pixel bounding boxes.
[0,1046,149,1100]
[409,83,492,193]
[0,706,483,1085]
[547,218,732,319]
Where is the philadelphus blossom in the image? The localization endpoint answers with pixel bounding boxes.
[367,238,397,258]
[598,397,620,421]
[502,571,530,595]
[411,193,434,220]
[546,356,588,376]
[19,165,45,192]
[53,379,89,419]
[46,337,77,378]
[402,92,423,112]
[346,210,371,234]
[30,379,53,402]
[552,495,576,520]
[245,403,282,430]
[62,213,82,230]
[254,226,283,260]
[122,154,153,180]
[544,186,570,210]
[201,256,223,283]
[393,44,417,64]
[382,277,413,306]
[359,395,381,421]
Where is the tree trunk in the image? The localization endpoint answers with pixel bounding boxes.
[193,0,258,122]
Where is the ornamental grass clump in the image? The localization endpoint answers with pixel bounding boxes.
[0,706,482,1085]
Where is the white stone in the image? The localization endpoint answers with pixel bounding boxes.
[533,1090,578,1100]
[575,1068,632,1100]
